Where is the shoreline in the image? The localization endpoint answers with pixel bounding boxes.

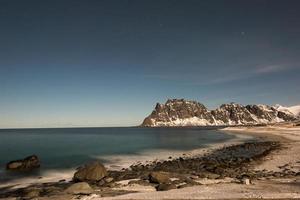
[96,125,300,199]
[221,125,300,173]
[0,130,252,189]
[1,125,300,199]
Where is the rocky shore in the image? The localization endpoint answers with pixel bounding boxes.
[1,139,298,199]
[1,125,300,199]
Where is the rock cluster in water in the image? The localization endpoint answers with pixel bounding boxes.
[6,155,40,171]
[141,99,297,127]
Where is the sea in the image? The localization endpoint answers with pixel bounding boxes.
[0,127,253,185]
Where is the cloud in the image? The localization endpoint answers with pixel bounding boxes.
[255,65,288,74]
[145,62,297,86]
[211,64,293,84]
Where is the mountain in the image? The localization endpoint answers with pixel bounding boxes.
[274,104,300,118]
[141,99,298,127]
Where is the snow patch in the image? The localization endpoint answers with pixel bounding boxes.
[275,104,300,117]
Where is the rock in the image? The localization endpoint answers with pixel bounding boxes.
[178,183,195,189]
[273,172,281,177]
[189,175,199,180]
[141,99,296,127]
[105,177,114,183]
[149,171,171,184]
[183,178,200,185]
[25,190,40,198]
[156,183,177,191]
[73,161,107,182]
[141,99,215,127]
[6,155,40,171]
[241,178,251,185]
[65,182,93,195]
[23,187,42,198]
[22,186,42,199]
[200,172,220,179]
[171,179,185,185]
[97,179,106,186]
[207,173,220,179]
[44,186,62,195]
[128,179,152,186]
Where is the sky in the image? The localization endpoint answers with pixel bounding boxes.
[0,0,300,128]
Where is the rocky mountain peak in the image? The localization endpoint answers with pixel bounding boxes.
[141,99,298,127]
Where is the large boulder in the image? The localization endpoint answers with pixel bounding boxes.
[6,155,40,171]
[73,161,107,182]
[65,182,93,195]
[149,171,171,184]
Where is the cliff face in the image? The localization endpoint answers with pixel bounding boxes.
[141,99,297,127]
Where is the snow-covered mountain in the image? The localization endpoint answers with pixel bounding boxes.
[141,99,298,127]
[274,104,300,118]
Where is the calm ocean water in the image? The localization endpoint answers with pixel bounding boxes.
[0,127,249,182]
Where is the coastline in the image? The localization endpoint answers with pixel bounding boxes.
[94,125,300,200]
[221,125,300,173]
[0,130,252,189]
[1,125,300,199]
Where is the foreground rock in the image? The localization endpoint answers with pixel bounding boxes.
[6,155,40,171]
[149,171,171,184]
[65,182,93,195]
[74,161,107,182]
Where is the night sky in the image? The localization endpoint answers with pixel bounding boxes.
[0,0,300,128]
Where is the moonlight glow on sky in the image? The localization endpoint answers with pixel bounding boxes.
[0,0,299,128]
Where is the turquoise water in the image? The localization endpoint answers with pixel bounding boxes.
[0,127,238,182]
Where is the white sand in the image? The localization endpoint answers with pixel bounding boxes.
[97,179,300,199]
[222,126,300,173]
